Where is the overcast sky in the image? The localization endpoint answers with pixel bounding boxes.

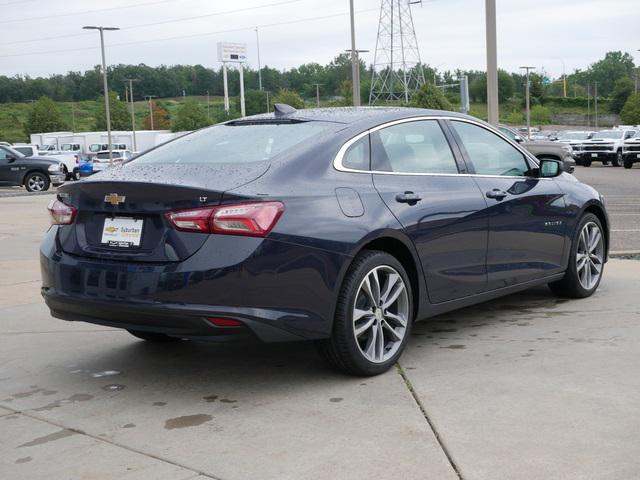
[1,0,638,79]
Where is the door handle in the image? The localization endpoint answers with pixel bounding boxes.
[395,191,422,205]
[485,189,508,200]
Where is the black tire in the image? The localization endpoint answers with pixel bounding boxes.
[582,159,592,167]
[549,213,605,299]
[612,150,622,167]
[127,329,181,342]
[24,171,50,192]
[316,250,413,376]
[624,158,633,169]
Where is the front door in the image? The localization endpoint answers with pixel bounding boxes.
[0,147,22,185]
[371,119,489,304]
[448,120,567,290]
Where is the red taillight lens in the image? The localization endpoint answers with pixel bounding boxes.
[165,202,284,237]
[207,317,243,327]
[47,199,77,225]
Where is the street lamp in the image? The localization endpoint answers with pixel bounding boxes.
[123,78,138,152]
[520,66,536,140]
[144,95,157,130]
[83,26,119,163]
[348,0,360,106]
[255,27,263,91]
[485,0,498,126]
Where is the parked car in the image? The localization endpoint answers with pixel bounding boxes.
[12,144,80,181]
[554,131,593,165]
[0,145,65,192]
[41,107,609,376]
[499,125,575,170]
[580,128,637,167]
[90,150,134,174]
[622,135,640,169]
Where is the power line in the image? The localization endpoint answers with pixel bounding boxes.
[0,0,178,24]
[0,7,379,59]
[0,0,37,5]
[3,0,305,45]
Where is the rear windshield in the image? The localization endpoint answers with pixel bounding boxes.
[134,121,331,165]
[96,152,123,159]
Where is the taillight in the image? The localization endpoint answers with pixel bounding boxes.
[47,199,77,225]
[165,201,284,237]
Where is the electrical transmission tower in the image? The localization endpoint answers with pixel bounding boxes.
[369,0,426,105]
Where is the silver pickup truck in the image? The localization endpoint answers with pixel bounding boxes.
[499,126,575,171]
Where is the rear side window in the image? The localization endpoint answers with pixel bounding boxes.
[13,147,31,156]
[342,136,370,170]
[135,121,331,165]
[371,120,458,174]
[451,121,530,177]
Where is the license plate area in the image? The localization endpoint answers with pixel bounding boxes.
[101,217,144,248]
[591,153,598,157]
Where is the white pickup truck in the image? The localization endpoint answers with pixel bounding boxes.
[12,144,80,180]
[579,128,637,167]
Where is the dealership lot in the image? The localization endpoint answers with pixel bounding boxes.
[1,167,639,479]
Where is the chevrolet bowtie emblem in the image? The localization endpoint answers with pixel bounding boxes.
[104,193,126,205]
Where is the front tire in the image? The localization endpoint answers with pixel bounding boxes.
[624,158,633,169]
[317,250,413,376]
[612,151,623,167]
[549,213,605,298]
[582,159,592,167]
[24,172,50,192]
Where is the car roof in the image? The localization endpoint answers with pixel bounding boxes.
[242,106,473,129]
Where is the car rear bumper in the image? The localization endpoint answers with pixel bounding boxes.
[40,227,349,342]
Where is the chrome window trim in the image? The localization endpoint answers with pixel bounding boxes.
[332,115,545,180]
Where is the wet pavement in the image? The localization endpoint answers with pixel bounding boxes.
[1,193,640,479]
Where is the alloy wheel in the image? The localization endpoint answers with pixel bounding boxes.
[28,175,46,192]
[352,265,409,363]
[576,221,604,290]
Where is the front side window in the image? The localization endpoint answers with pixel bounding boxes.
[371,120,459,174]
[451,121,531,177]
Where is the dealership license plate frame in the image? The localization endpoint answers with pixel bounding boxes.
[591,153,598,158]
[101,216,144,248]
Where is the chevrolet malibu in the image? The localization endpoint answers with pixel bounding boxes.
[41,106,609,376]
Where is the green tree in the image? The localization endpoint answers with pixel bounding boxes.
[95,91,130,130]
[236,89,268,116]
[340,80,352,106]
[411,82,452,111]
[506,110,524,125]
[272,88,305,109]
[24,96,66,136]
[530,105,552,124]
[610,77,634,114]
[143,101,171,130]
[172,99,210,132]
[621,93,640,124]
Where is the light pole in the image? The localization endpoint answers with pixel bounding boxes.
[255,27,263,91]
[485,0,498,126]
[520,66,535,140]
[144,95,156,130]
[206,90,210,121]
[123,78,138,152]
[594,81,599,130]
[345,49,369,105]
[313,83,323,107]
[83,25,119,163]
[349,0,360,106]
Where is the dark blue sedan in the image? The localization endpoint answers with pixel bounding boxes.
[41,106,608,375]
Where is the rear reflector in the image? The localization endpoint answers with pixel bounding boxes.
[47,199,77,225]
[166,201,284,237]
[207,317,243,327]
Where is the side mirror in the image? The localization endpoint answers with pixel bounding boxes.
[514,135,524,143]
[539,158,563,178]
[6,155,16,163]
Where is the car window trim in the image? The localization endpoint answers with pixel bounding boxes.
[333,115,544,179]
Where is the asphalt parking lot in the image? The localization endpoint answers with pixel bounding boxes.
[1,167,639,479]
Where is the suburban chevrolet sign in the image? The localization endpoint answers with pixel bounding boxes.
[217,42,247,63]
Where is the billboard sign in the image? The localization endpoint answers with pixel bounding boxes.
[217,42,247,63]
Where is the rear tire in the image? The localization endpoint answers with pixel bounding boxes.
[582,159,592,167]
[316,250,413,376]
[127,329,181,342]
[24,172,50,192]
[549,213,605,298]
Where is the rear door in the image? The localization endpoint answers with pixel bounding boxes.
[370,119,489,304]
[448,120,567,290]
[0,147,23,185]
